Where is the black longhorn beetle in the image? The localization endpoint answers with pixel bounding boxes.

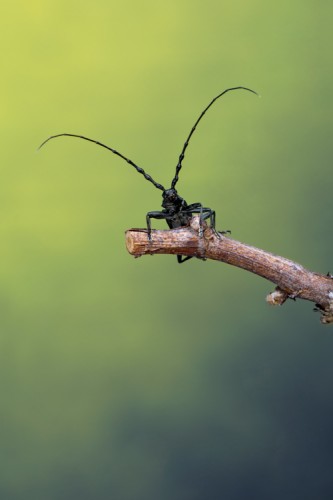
[39,86,257,263]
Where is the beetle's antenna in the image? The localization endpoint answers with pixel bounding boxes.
[39,133,165,191]
[171,86,258,189]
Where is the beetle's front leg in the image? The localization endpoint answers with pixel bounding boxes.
[183,205,228,238]
[202,208,217,235]
[183,203,204,236]
[183,204,215,236]
[201,208,224,238]
[146,210,168,240]
[201,209,230,237]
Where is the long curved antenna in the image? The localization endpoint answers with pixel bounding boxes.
[171,86,258,189]
[39,133,165,191]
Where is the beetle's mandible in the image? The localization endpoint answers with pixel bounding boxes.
[39,86,258,263]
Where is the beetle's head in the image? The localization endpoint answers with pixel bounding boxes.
[162,188,184,210]
[163,188,179,202]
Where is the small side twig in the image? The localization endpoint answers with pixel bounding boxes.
[125,216,333,324]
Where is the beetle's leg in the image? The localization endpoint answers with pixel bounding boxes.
[183,205,215,233]
[185,202,202,211]
[203,208,230,236]
[147,211,192,264]
[146,210,168,240]
[182,203,204,236]
[200,207,215,229]
[183,206,230,239]
[177,255,193,264]
[201,208,226,238]
[199,208,217,236]
[183,203,214,228]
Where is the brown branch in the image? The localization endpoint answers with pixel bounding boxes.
[125,216,333,324]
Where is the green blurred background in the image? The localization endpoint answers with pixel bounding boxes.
[1,1,333,498]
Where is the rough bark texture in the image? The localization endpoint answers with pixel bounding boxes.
[125,217,333,324]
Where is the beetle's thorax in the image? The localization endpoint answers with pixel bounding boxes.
[162,188,187,211]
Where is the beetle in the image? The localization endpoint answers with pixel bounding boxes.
[39,86,257,263]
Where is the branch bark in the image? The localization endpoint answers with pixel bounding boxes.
[125,216,333,324]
